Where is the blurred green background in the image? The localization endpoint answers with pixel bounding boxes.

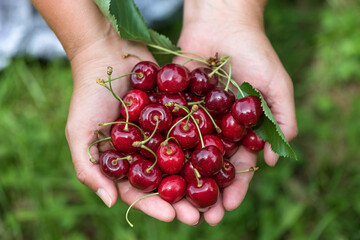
[1,0,360,239]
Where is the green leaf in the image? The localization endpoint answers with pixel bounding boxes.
[149,30,179,52]
[239,82,297,159]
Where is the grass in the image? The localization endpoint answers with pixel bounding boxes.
[1,0,360,239]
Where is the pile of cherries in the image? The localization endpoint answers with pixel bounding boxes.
[92,60,265,225]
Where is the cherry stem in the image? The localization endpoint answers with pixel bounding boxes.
[198,105,222,134]
[133,117,159,147]
[188,100,204,105]
[224,62,232,92]
[178,50,207,60]
[141,145,158,172]
[94,130,115,149]
[182,59,193,66]
[87,137,111,163]
[98,121,146,139]
[125,192,159,227]
[104,72,143,83]
[217,68,245,98]
[193,168,202,187]
[161,137,181,155]
[236,166,259,174]
[209,56,230,77]
[123,53,143,61]
[166,111,193,141]
[111,156,132,166]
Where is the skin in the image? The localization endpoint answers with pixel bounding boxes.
[31,0,297,226]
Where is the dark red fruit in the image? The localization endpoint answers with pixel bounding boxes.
[195,135,225,156]
[241,129,265,152]
[221,113,247,142]
[231,96,263,127]
[204,88,235,114]
[192,107,214,135]
[180,91,203,103]
[157,63,189,92]
[111,123,143,153]
[158,93,188,117]
[139,104,172,133]
[130,61,159,91]
[186,178,219,209]
[169,117,200,149]
[158,175,187,203]
[190,145,223,177]
[148,92,160,104]
[120,89,150,122]
[181,161,197,184]
[99,149,130,181]
[128,159,162,192]
[127,152,147,165]
[188,67,218,96]
[157,142,185,174]
[217,134,239,158]
[140,132,164,159]
[214,160,235,188]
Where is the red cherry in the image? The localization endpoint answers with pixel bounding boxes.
[139,104,173,133]
[192,107,215,135]
[204,88,235,114]
[158,175,187,203]
[111,123,143,153]
[214,160,235,188]
[169,117,200,149]
[130,61,159,91]
[188,67,218,96]
[120,89,150,122]
[157,142,185,174]
[217,134,239,158]
[195,135,225,156]
[157,63,189,92]
[99,149,130,181]
[128,159,162,192]
[241,129,265,152]
[180,91,203,103]
[231,96,263,127]
[181,161,197,184]
[186,178,219,209]
[148,92,160,104]
[190,145,223,177]
[158,93,188,117]
[127,152,147,165]
[220,113,247,142]
[139,132,164,159]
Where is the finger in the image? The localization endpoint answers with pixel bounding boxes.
[117,181,176,223]
[223,146,257,211]
[172,198,200,225]
[203,193,225,226]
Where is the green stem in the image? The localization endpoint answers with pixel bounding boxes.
[198,105,222,134]
[104,72,143,83]
[141,145,158,172]
[99,121,146,139]
[133,118,159,147]
[209,56,230,77]
[217,69,245,98]
[87,137,111,163]
[193,168,202,187]
[111,156,132,166]
[178,50,207,59]
[94,130,115,149]
[224,62,232,92]
[188,100,205,106]
[123,53,143,61]
[236,166,259,174]
[126,192,159,227]
[166,113,192,140]
[182,59,193,66]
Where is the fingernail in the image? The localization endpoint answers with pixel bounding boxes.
[96,188,112,208]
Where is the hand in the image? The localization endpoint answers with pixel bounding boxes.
[173,0,298,225]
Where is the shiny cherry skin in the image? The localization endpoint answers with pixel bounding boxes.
[139,132,164,159]
[128,159,162,192]
[189,67,218,96]
[191,145,223,177]
[180,91,203,103]
[127,152,147,165]
[157,142,185,174]
[148,92,160,104]
[195,135,225,156]
[217,134,239,158]
[120,89,150,122]
[186,177,219,209]
[181,161,197,184]
[158,175,187,203]
[111,123,143,153]
[157,63,189,92]
[158,93,188,117]
[221,113,247,142]
[204,88,235,114]
[99,149,130,181]
[231,96,263,127]
[241,129,265,152]
[214,160,235,188]
[139,104,173,133]
[169,117,200,149]
[192,107,214,135]
[130,61,159,91]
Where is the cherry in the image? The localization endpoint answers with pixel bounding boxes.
[214,160,235,188]
[139,132,164,159]
[192,107,215,135]
[191,145,223,177]
[127,152,147,165]
[139,104,173,133]
[186,177,219,209]
[241,129,265,152]
[158,93,188,117]
[120,89,150,122]
[157,142,185,174]
[111,123,143,153]
[188,67,218,96]
[195,135,225,156]
[130,61,159,91]
[217,134,239,158]
[128,159,162,192]
[99,149,130,181]
[158,175,187,203]
[220,113,247,142]
[231,96,263,127]
[157,63,189,92]
[169,117,200,149]
[181,161,197,184]
[148,92,160,104]
[180,91,203,103]
[204,88,235,114]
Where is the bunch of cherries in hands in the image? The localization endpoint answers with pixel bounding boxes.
[90,54,265,227]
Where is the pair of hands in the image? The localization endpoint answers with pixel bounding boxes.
[65,1,297,226]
